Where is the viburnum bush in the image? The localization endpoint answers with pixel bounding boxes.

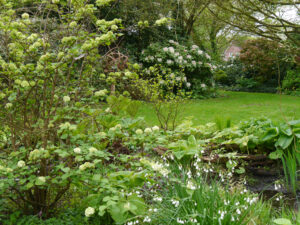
[0,0,123,217]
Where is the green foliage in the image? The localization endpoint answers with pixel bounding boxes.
[282,68,300,96]
[214,69,228,83]
[239,38,292,83]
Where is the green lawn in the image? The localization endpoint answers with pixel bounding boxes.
[138,91,300,126]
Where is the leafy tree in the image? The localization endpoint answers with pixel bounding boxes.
[209,0,300,47]
[239,38,292,83]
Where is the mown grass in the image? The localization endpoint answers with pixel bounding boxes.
[138,91,300,126]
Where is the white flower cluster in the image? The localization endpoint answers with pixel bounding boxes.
[95,89,108,97]
[59,122,77,131]
[79,162,94,171]
[17,160,26,168]
[73,147,81,154]
[85,207,95,217]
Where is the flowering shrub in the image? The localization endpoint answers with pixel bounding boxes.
[140,40,215,94]
[0,0,121,217]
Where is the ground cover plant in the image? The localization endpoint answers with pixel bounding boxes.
[0,0,300,224]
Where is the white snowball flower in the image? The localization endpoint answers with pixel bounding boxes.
[17,160,26,168]
[85,207,95,217]
[95,90,106,97]
[152,126,160,131]
[22,13,29,19]
[63,96,70,103]
[157,58,162,63]
[74,147,81,154]
[135,129,143,135]
[89,147,98,153]
[163,47,168,52]
[187,55,192,59]
[144,128,152,133]
[186,82,191,88]
[21,80,30,87]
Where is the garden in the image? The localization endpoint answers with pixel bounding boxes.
[0,1,299,225]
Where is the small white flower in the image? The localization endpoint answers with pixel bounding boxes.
[17,160,26,168]
[201,83,206,88]
[163,47,168,52]
[187,55,192,59]
[73,147,81,154]
[177,218,185,224]
[186,82,191,88]
[105,107,111,113]
[143,216,151,223]
[187,180,196,190]
[63,96,70,103]
[85,207,95,217]
[153,196,162,202]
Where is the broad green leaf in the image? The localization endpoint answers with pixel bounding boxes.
[108,202,128,224]
[188,135,197,147]
[273,218,292,225]
[92,174,101,181]
[269,150,283,160]
[276,135,293,149]
[98,205,107,216]
[128,195,146,215]
[236,167,245,174]
[289,120,300,126]
[261,127,279,141]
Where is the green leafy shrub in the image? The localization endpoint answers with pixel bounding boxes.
[0,0,122,217]
[214,69,228,83]
[282,68,300,96]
